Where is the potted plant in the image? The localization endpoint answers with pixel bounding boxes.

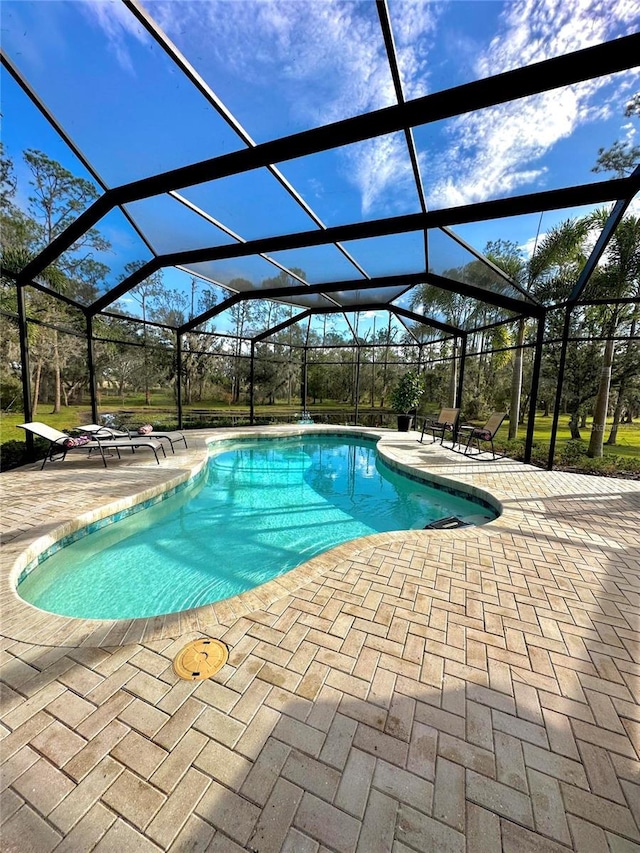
[390,370,424,431]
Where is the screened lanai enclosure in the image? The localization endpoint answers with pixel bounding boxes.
[1,1,639,471]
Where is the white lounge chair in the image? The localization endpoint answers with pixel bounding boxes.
[80,423,188,453]
[18,422,165,469]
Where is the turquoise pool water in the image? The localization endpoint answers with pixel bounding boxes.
[18,435,497,620]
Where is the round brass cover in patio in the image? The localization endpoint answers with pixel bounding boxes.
[173,638,229,681]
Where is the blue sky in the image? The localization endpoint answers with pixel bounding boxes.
[2,0,639,336]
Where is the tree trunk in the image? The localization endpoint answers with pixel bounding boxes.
[588,335,615,457]
[607,315,637,445]
[51,331,61,414]
[475,334,484,391]
[606,383,624,446]
[448,340,458,408]
[144,349,151,405]
[381,316,391,408]
[32,361,42,417]
[509,319,525,439]
[569,412,582,440]
[143,336,151,406]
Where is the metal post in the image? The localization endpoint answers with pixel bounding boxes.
[455,334,467,409]
[86,314,98,424]
[524,313,546,464]
[370,315,376,407]
[16,284,33,454]
[548,307,572,470]
[354,344,361,425]
[176,331,183,430]
[249,340,255,425]
[301,345,308,414]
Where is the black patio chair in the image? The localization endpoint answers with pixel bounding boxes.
[457,412,507,459]
[419,407,460,446]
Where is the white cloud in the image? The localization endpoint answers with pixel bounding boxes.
[520,232,548,259]
[151,0,397,121]
[388,0,442,100]
[80,0,148,73]
[429,0,640,208]
[625,195,640,216]
[89,0,638,218]
[344,134,418,216]
[147,0,437,215]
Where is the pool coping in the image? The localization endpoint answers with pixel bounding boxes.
[2,424,638,648]
[1,426,512,647]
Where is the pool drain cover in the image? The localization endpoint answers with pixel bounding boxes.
[173,638,229,681]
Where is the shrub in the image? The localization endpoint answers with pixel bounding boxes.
[390,371,424,414]
[463,397,486,421]
[0,437,48,471]
[580,455,640,477]
[528,442,551,468]
[580,456,621,476]
[495,438,525,460]
[559,439,587,465]
[0,377,22,411]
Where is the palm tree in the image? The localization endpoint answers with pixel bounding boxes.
[526,217,592,440]
[409,283,480,407]
[485,240,528,439]
[583,211,640,457]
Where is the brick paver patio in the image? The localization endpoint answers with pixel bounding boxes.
[1,426,639,852]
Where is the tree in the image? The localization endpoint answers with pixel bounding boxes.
[592,94,640,178]
[0,143,17,210]
[528,217,596,439]
[410,284,476,407]
[225,285,254,403]
[122,261,164,405]
[22,150,111,412]
[23,150,110,297]
[606,308,640,445]
[485,240,528,439]
[585,212,640,457]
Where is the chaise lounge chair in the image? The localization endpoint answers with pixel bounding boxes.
[18,422,166,469]
[457,412,507,459]
[419,407,460,446]
[80,423,188,453]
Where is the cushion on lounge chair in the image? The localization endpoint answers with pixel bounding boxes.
[62,435,91,448]
[81,423,187,453]
[18,422,164,468]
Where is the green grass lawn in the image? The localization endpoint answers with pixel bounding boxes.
[492,418,640,459]
[1,404,638,459]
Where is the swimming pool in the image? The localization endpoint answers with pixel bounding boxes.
[18,435,498,620]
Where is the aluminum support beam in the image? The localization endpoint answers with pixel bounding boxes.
[86,314,98,424]
[547,307,573,470]
[176,332,183,430]
[16,284,33,435]
[16,35,640,284]
[524,313,546,464]
[456,334,467,411]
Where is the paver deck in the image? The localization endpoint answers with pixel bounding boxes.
[1,425,639,852]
